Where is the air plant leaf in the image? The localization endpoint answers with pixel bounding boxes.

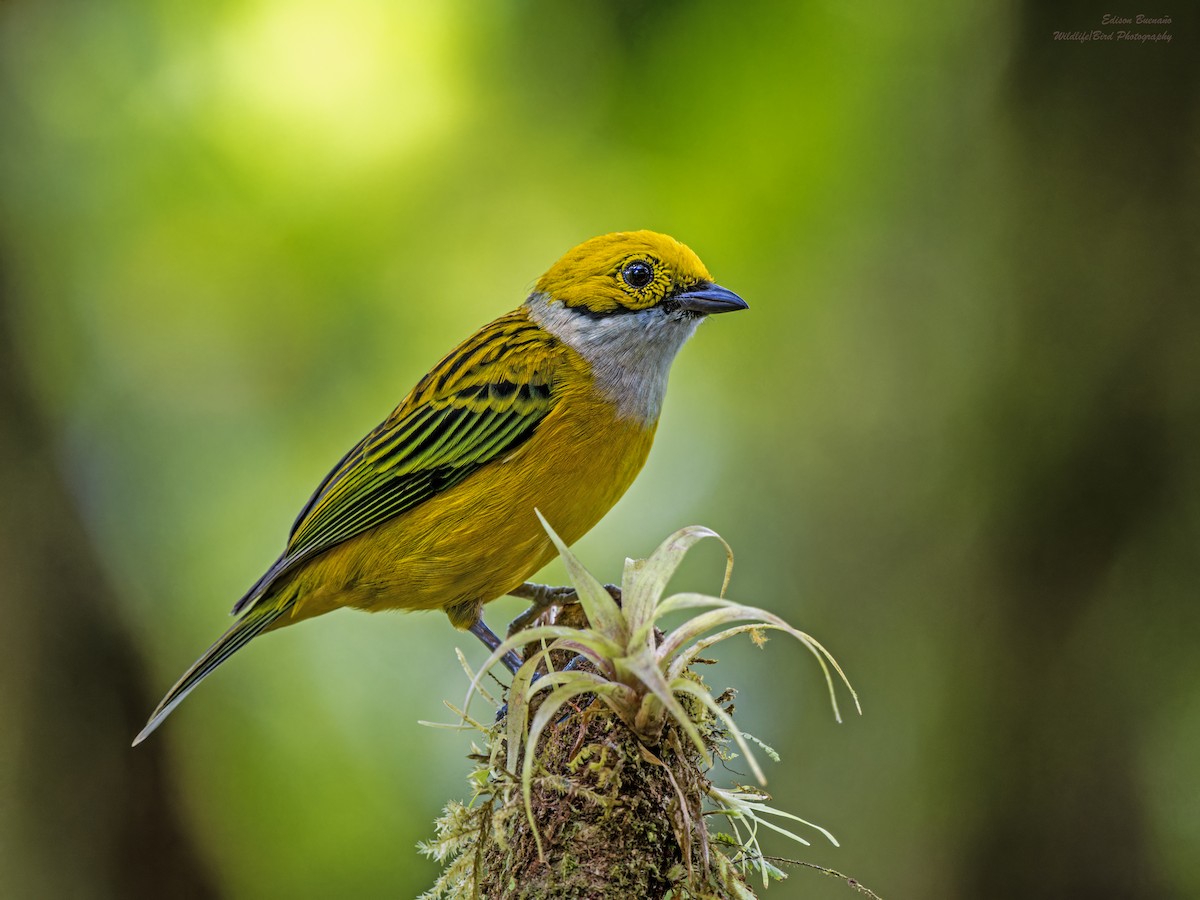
[625,525,733,649]
[655,592,861,722]
[617,651,705,753]
[672,679,766,784]
[535,509,627,643]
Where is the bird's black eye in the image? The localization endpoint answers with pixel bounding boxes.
[622,260,654,290]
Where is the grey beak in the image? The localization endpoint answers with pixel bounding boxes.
[674,282,749,315]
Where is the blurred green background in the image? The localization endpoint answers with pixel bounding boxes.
[1,1,1196,897]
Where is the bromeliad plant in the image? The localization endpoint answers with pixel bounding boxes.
[463,513,861,869]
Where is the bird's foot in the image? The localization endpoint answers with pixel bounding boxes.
[505,581,622,637]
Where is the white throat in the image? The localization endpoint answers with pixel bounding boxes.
[526,292,702,423]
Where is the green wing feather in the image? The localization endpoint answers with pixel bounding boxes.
[232,311,560,614]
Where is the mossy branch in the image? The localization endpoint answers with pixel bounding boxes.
[418,522,876,899]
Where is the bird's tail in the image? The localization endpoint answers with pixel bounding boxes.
[132,602,287,746]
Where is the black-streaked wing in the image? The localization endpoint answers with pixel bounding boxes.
[231,312,559,614]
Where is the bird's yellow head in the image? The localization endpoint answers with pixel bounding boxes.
[534,231,741,318]
[526,231,746,423]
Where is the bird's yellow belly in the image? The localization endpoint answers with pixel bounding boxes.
[282,391,657,628]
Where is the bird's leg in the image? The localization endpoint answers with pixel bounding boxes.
[468,618,524,674]
[505,581,623,637]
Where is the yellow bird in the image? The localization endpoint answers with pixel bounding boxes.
[134,230,747,745]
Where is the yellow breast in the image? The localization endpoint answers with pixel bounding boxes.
[280,347,657,627]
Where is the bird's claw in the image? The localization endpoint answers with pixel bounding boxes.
[505,581,622,637]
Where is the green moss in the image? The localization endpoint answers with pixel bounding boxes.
[420,678,754,900]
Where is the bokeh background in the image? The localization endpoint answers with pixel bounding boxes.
[1,2,1196,897]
